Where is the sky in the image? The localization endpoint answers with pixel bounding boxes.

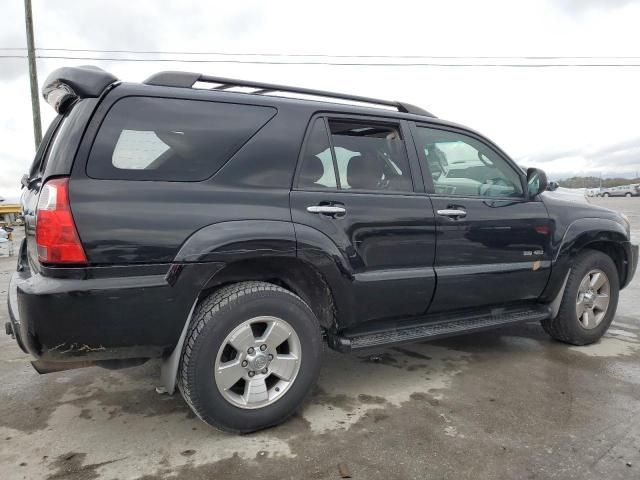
[2,0,640,201]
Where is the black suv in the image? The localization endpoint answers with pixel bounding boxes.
[7,66,638,433]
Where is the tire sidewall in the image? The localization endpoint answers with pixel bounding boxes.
[186,289,322,432]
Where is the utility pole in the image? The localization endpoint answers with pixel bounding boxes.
[24,0,42,149]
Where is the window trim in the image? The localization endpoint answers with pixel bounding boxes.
[324,117,342,189]
[293,112,418,195]
[410,121,527,200]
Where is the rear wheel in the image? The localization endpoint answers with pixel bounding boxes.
[626,192,632,197]
[178,281,323,433]
[541,250,619,345]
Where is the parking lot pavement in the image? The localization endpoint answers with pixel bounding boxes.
[1,198,639,480]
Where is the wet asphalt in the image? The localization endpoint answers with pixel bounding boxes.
[0,197,639,480]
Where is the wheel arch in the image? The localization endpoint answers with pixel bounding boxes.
[560,220,628,289]
[579,240,625,286]
[542,218,630,302]
[199,256,338,331]
[160,256,339,396]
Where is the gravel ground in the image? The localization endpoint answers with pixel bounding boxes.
[0,197,639,480]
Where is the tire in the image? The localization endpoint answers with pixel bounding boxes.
[603,193,610,197]
[626,192,632,197]
[541,250,619,346]
[178,281,323,433]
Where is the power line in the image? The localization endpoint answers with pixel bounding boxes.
[2,53,640,67]
[1,47,640,61]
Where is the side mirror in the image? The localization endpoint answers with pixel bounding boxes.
[526,168,548,197]
[547,181,559,192]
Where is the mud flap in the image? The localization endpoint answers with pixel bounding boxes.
[158,299,198,394]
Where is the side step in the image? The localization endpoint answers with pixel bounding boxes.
[327,305,550,352]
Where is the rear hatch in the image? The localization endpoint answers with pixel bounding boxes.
[21,98,101,272]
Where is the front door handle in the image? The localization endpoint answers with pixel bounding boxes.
[437,208,467,218]
[307,205,346,215]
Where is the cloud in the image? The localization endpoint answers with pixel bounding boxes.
[2,0,640,199]
[0,2,27,82]
[0,59,27,83]
[520,137,640,178]
[555,0,637,14]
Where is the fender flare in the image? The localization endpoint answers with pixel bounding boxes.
[174,219,296,263]
[554,217,627,262]
[541,217,629,302]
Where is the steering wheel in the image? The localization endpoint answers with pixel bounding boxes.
[478,177,512,195]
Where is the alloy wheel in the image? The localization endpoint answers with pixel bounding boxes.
[575,269,610,329]
[214,316,301,409]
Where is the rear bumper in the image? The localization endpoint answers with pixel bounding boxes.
[6,253,220,362]
[7,270,28,353]
[623,242,639,289]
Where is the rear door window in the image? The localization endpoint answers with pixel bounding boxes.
[297,117,413,193]
[329,120,413,193]
[297,118,338,189]
[87,97,276,181]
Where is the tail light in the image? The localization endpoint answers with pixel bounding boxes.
[36,177,87,264]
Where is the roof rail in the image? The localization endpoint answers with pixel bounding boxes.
[143,71,435,117]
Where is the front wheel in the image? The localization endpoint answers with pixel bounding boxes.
[541,250,619,345]
[603,192,610,197]
[626,192,632,197]
[178,281,323,433]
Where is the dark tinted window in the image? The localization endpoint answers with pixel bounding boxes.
[29,115,63,179]
[328,120,412,192]
[88,97,276,181]
[298,118,337,189]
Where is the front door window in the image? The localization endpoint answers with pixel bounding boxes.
[415,127,523,198]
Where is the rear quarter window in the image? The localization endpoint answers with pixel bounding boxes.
[87,96,276,181]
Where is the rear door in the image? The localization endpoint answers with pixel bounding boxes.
[291,115,437,328]
[411,123,552,313]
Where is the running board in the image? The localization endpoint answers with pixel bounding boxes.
[327,305,551,352]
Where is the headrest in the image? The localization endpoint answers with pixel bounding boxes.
[300,155,325,184]
[347,155,383,190]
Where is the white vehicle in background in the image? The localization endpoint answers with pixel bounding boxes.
[600,184,640,197]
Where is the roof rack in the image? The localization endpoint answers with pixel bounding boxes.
[143,71,435,117]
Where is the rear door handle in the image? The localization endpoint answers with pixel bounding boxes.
[437,208,467,218]
[307,205,346,215]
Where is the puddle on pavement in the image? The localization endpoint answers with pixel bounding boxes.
[0,343,471,480]
[302,344,470,434]
[568,324,640,358]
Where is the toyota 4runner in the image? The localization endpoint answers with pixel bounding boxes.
[6,66,638,433]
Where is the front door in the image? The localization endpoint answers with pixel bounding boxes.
[411,123,552,313]
[290,116,437,327]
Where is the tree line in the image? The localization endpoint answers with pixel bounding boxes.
[557,176,640,189]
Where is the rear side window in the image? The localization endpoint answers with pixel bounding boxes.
[87,97,276,181]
